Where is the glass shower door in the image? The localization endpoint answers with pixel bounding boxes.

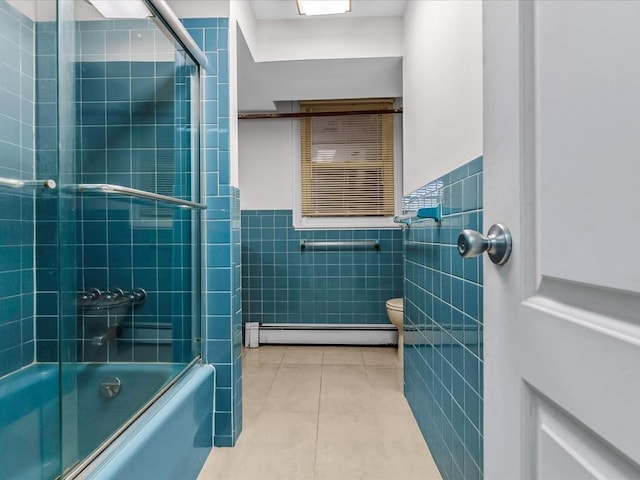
[0,1,61,478]
[56,0,202,475]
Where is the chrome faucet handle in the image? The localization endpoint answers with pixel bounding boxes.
[86,288,102,300]
[129,288,147,304]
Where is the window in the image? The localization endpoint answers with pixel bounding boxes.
[299,99,397,223]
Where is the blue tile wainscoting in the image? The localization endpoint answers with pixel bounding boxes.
[403,156,484,480]
[0,0,36,377]
[184,18,243,447]
[241,210,404,326]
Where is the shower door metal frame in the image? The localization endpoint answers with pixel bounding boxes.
[189,62,204,361]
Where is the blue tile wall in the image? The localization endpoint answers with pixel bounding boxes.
[231,187,243,444]
[241,210,404,325]
[35,21,59,363]
[403,156,484,480]
[184,18,241,447]
[0,0,36,377]
[70,19,196,364]
[1,6,238,456]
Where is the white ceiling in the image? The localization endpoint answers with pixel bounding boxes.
[248,0,407,20]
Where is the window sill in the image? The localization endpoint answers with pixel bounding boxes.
[293,215,401,230]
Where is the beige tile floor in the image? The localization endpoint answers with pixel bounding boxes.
[197,345,441,480]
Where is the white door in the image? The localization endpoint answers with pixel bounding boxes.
[483,1,640,478]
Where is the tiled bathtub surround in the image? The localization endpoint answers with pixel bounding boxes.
[0,0,36,377]
[67,19,198,364]
[241,210,403,325]
[29,19,199,364]
[403,156,484,480]
[34,21,59,364]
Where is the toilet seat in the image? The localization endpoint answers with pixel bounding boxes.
[386,298,403,312]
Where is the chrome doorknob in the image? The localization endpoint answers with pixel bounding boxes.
[457,223,512,265]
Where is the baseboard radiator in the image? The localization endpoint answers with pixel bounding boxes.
[255,323,398,346]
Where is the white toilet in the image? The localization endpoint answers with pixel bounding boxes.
[386,298,404,364]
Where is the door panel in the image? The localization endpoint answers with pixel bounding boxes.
[521,294,640,462]
[483,1,640,478]
[533,391,640,480]
[536,1,640,292]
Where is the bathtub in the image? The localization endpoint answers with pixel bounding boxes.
[0,362,215,480]
[0,364,60,480]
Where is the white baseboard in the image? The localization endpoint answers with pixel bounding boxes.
[256,323,398,346]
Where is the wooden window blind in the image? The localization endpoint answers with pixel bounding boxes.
[300,99,395,217]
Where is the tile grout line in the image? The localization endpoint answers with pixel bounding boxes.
[313,351,325,478]
[249,349,283,426]
[265,350,285,416]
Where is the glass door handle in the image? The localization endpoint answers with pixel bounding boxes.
[0,177,56,189]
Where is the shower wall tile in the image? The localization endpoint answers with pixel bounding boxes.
[0,0,36,377]
[12,11,238,451]
[66,19,196,365]
[241,210,404,325]
[185,18,241,447]
[403,156,484,480]
[33,21,63,364]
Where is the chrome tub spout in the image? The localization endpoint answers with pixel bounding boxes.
[92,324,122,346]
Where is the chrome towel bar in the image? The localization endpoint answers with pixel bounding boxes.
[0,176,56,190]
[69,183,207,210]
[300,240,380,250]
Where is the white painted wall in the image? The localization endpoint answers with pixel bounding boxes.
[237,30,402,111]
[233,0,258,55]
[234,3,401,64]
[238,112,294,210]
[252,17,402,62]
[235,7,403,112]
[168,0,229,18]
[228,18,239,187]
[6,0,54,21]
[402,0,483,195]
